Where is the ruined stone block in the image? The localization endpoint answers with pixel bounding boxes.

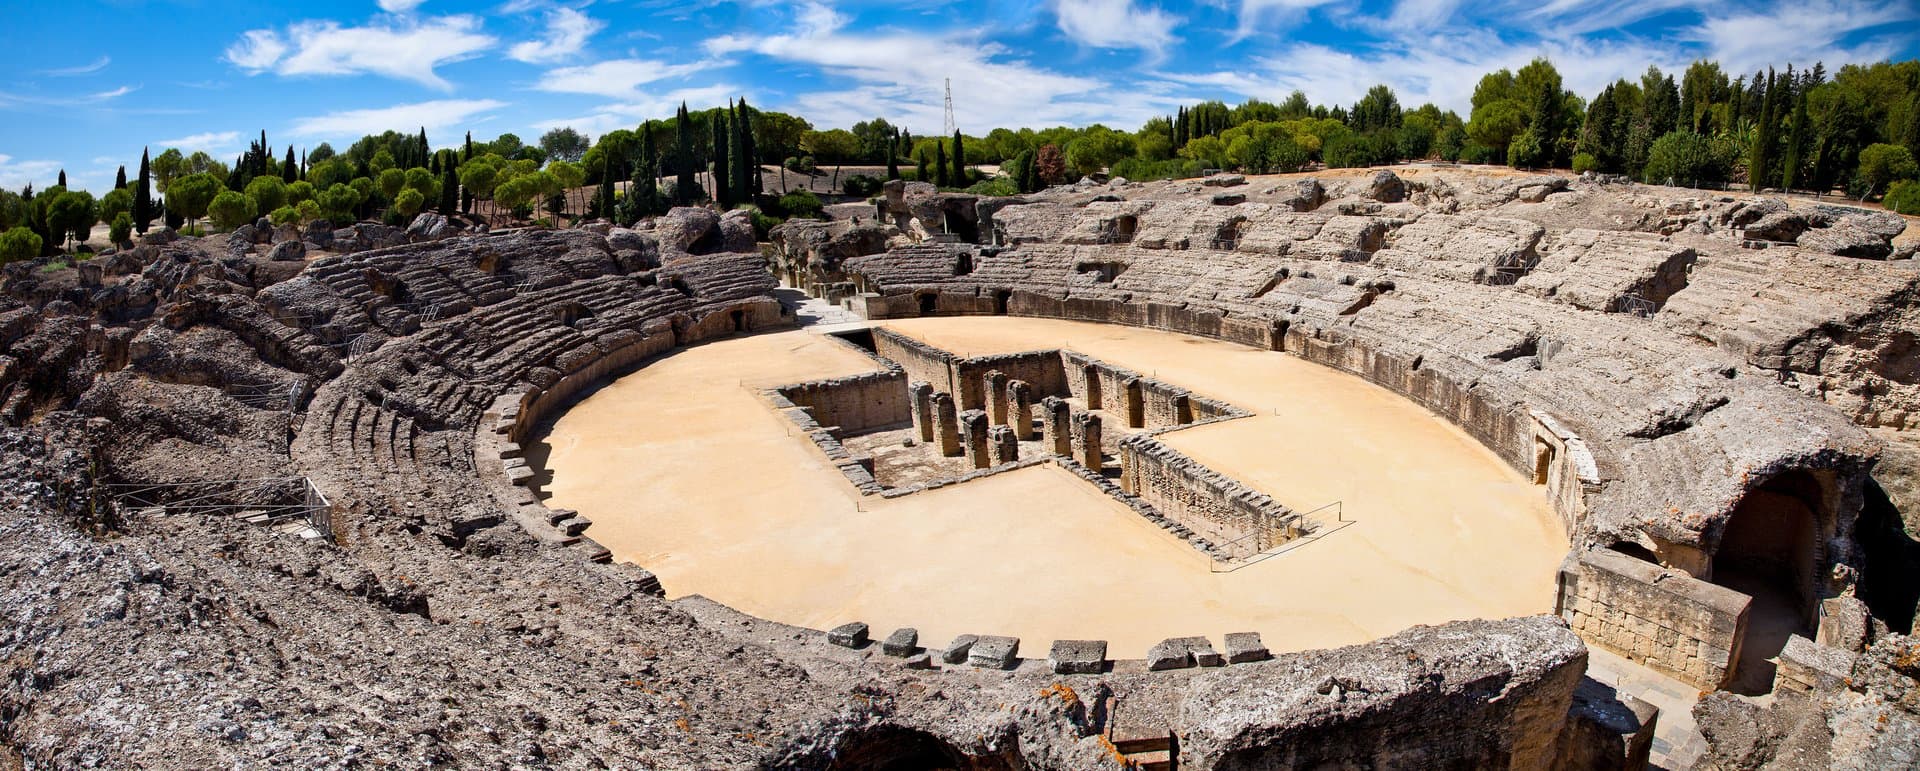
[932,392,961,457]
[961,409,992,469]
[1553,677,1658,771]
[827,622,869,648]
[1048,640,1106,674]
[1223,632,1270,664]
[984,370,1010,425]
[908,380,934,443]
[904,653,934,670]
[989,425,1019,465]
[1040,396,1072,457]
[1008,380,1036,440]
[1146,639,1195,670]
[968,636,1020,669]
[1777,635,1856,694]
[1072,411,1103,469]
[941,634,978,664]
[883,628,919,657]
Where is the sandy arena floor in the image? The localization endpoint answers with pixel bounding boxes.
[537,317,1569,655]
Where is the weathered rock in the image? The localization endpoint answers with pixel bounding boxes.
[1368,170,1406,203]
[1202,173,1247,188]
[882,628,919,657]
[1223,632,1269,664]
[1798,217,1895,259]
[1047,640,1106,674]
[267,240,306,262]
[968,636,1019,669]
[827,622,869,648]
[406,212,452,243]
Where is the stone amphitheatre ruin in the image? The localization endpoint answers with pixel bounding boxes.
[4,166,1920,768]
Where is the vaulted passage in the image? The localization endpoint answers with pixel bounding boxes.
[1712,471,1825,694]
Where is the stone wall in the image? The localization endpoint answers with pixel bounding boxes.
[1556,548,1752,690]
[873,327,955,396]
[775,371,910,435]
[1119,434,1300,559]
[950,351,1067,412]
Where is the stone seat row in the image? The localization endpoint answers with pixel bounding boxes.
[823,622,1271,674]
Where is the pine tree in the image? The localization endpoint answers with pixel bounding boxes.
[134,148,152,234]
[712,106,734,209]
[674,103,696,206]
[115,166,127,190]
[439,162,459,216]
[934,141,948,187]
[951,130,966,187]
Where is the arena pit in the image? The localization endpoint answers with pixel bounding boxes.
[534,316,1568,655]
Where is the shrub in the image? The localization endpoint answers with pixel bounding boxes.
[1641,131,1724,186]
[109,212,132,246]
[1858,144,1920,198]
[0,226,41,263]
[1571,152,1601,174]
[1111,157,1204,181]
[208,190,255,231]
[1885,180,1920,216]
[742,205,783,240]
[783,156,817,174]
[776,189,823,219]
[270,206,299,226]
[964,176,1019,197]
[842,174,883,197]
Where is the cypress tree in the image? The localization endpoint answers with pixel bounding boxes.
[1782,87,1810,192]
[464,132,474,162]
[886,129,901,181]
[257,130,269,178]
[951,130,966,187]
[674,103,696,206]
[712,106,733,208]
[134,148,152,234]
[115,166,127,190]
[934,141,948,187]
[57,170,66,187]
[1750,68,1777,192]
[596,157,616,220]
[282,147,298,183]
[915,150,930,183]
[634,123,661,220]
[1903,93,1920,162]
[739,105,755,203]
[439,162,459,215]
[417,128,429,167]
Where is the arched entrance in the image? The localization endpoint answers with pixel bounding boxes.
[1712,470,1826,694]
[827,725,981,771]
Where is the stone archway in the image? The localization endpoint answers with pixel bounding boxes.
[826,725,981,771]
[1712,470,1826,693]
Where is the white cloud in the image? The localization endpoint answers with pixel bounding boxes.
[154,131,242,153]
[1687,0,1917,77]
[509,8,604,63]
[90,86,134,101]
[379,0,426,12]
[43,56,110,77]
[225,15,496,90]
[702,2,1151,134]
[1229,0,1343,39]
[533,58,713,100]
[0,155,65,191]
[288,99,509,139]
[532,83,743,137]
[1054,0,1180,54]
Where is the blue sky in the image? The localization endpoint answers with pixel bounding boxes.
[2,0,1915,193]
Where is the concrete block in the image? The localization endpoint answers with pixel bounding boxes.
[1223,632,1270,664]
[827,622,869,648]
[1048,640,1107,674]
[969,636,1020,669]
[883,628,919,657]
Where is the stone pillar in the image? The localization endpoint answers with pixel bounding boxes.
[984,370,1010,425]
[989,425,1019,465]
[1041,397,1073,457]
[1123,378,1145,428]
[908,380,935,443]
[961,409,992,469]
[1008,380,1035,440]
[932,392,961,457]
[1072,411,1104,470]
[1082,364,1103,410]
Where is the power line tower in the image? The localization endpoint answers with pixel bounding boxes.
[942,78,956,137]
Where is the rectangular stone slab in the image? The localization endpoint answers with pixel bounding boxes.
[968,636,1020,669]
[827,622,869,648]
[883,628,919,657]
[1224,632,1270,664]
[1048,640,1107,674]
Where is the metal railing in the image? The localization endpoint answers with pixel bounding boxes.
[105,476,334,542]
[1211,500,1350,573]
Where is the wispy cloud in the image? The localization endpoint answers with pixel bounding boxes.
[154,131,242,153]
[509,8,604,63]
[1053,0,1181,55]
[533,58,713,100]
[533,83,743,138]
[379,0,427,12]
[289,99,509,139]
[0,154,65,191]
[1685,0,1918,76]
[225,15,496,90]
[42,56,110,77]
